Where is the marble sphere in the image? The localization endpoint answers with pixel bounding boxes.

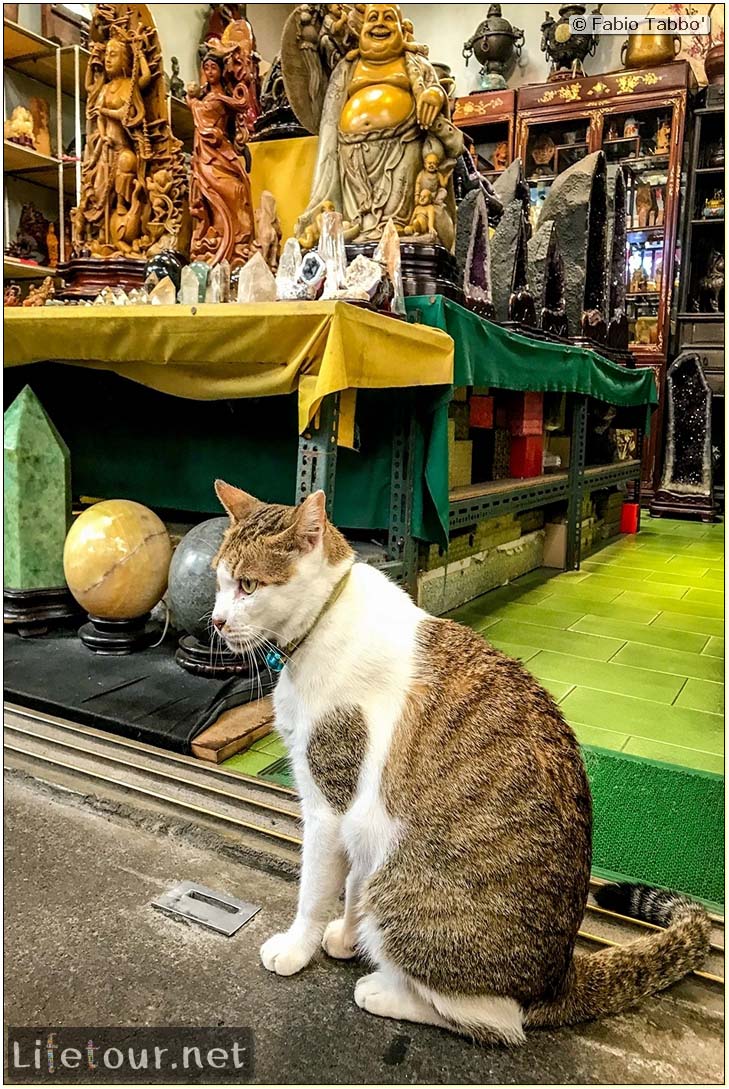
[63,500,172,619]
[167,517,229,642]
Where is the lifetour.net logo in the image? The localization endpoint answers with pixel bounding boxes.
[6,1028,254,1085]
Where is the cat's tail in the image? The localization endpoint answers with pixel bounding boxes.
[523,882,711,1029]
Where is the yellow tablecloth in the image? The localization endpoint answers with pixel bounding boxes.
[4,302,454,448]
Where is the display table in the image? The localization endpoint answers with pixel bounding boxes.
[4,301,453,447]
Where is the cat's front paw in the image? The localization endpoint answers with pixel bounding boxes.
[260,931,315,976]
[322,917,357,960]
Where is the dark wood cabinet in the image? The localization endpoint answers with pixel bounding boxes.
[674,91,725,510]
[516,63,696,497]
[453,89,515,183]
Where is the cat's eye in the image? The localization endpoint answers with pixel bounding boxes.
[238,577,258,595]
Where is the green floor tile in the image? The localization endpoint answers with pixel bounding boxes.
[484,618,624,660]
[675,678,725,716]
[642,570,696,590]
[703,636,724,658]
[539,677,575,702]
[703,568,724,580]
[665,557,717,575]
[544,592,659,625]
[621,738,724,776]
[616,590,724,619]
[581,561,651,582]
[651,610,723,638]
[576,571,666,593]
[588,574,689,599]
[529,649,685,704]
[479,601,586,630]
[612,641,724,683]
[682,586,725,606]
[560,687,723,753]
[570,614,707,653]
[223,749,279,776]
[485,638,540,664]
[571,722,632,750]
[257,736,288,759]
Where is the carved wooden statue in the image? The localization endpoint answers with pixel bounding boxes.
[72,5,187,261]
[295,4,464,250]
[187,42,257,268]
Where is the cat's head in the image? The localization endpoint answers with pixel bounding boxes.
[211,480,354,655]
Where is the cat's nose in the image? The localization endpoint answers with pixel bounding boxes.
[212,616,225,631]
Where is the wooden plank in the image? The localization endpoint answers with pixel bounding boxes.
[450,471,568,502]
[191,696,275,764]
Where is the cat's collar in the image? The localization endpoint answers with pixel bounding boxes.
[264,567,352,674]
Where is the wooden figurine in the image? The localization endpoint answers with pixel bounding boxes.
[72,5,187,262]
[187,43,257,268]
[4,106,35,148]
[636,182,653,228]
[295,4,463,251]
[4,283,21,307]
[22,276,55,307]
[654,119,670,156]
[492,140,508,171]
[45,222,59,267]
[29,96,52,156]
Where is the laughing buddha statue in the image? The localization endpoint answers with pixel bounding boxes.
[295,3,464,251]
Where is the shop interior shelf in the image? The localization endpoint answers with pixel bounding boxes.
[5,141,78,195]
[692,217,724,225]
[583,459,642,488]
[449,472,570,531]
[58,43,89,98]
[4,257,56,280]
[4,18,60,89]
[696,165,725,175]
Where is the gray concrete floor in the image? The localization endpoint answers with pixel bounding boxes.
[4,774,724,1085]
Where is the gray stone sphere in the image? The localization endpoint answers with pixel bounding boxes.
[167,517,229,641]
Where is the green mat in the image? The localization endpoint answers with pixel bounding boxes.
[258,746,724,908]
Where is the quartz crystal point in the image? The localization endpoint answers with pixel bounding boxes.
[149,276,177,305]
[374,219,406,316]
[319,211,348,300]
[236,252,277,302]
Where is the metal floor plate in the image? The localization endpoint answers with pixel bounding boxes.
[151,880,260,936]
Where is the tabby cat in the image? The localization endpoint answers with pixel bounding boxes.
[212,481,709,1044]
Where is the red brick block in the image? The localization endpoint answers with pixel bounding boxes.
[620,502,640,534]
[469,395,494,429]
[509,435,544,478]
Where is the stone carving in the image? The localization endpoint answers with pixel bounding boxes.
[280,3,359,134]
[72,5,187,262]
[187,41,257,268]
[527,218,567,337]
[255,190,282,272]
[296,4,464,251]
[4,283,21,307]
[537,149,608,342]
[7,203,50,265]
[168,55,185,99]
[605,165,628,350]
[22,277,55,307]
[652,352,715,522]
[4,105,35,147]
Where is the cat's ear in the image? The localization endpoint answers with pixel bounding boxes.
[214,479,258,523]
[294,490,326,552]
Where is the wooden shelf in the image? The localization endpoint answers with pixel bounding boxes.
[4,18,58,86]
[3,257,56,280]
[692,217,724,225]
[59,43,89,98]
[4,141,78,194]
[696,165,725,175]
[449,471,571,531]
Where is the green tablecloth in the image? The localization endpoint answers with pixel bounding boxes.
[407,296,658,547]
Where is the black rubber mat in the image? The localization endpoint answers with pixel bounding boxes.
[4,624,274,753]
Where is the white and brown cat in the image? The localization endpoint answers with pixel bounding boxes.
[212,481,709,1044]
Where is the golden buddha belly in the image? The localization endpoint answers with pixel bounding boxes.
[340,84,414,134]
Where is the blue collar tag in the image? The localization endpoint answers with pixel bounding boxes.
[265,648,286,673]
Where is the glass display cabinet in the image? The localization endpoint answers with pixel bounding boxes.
[516,62,696,496]
[453,89,515,182]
